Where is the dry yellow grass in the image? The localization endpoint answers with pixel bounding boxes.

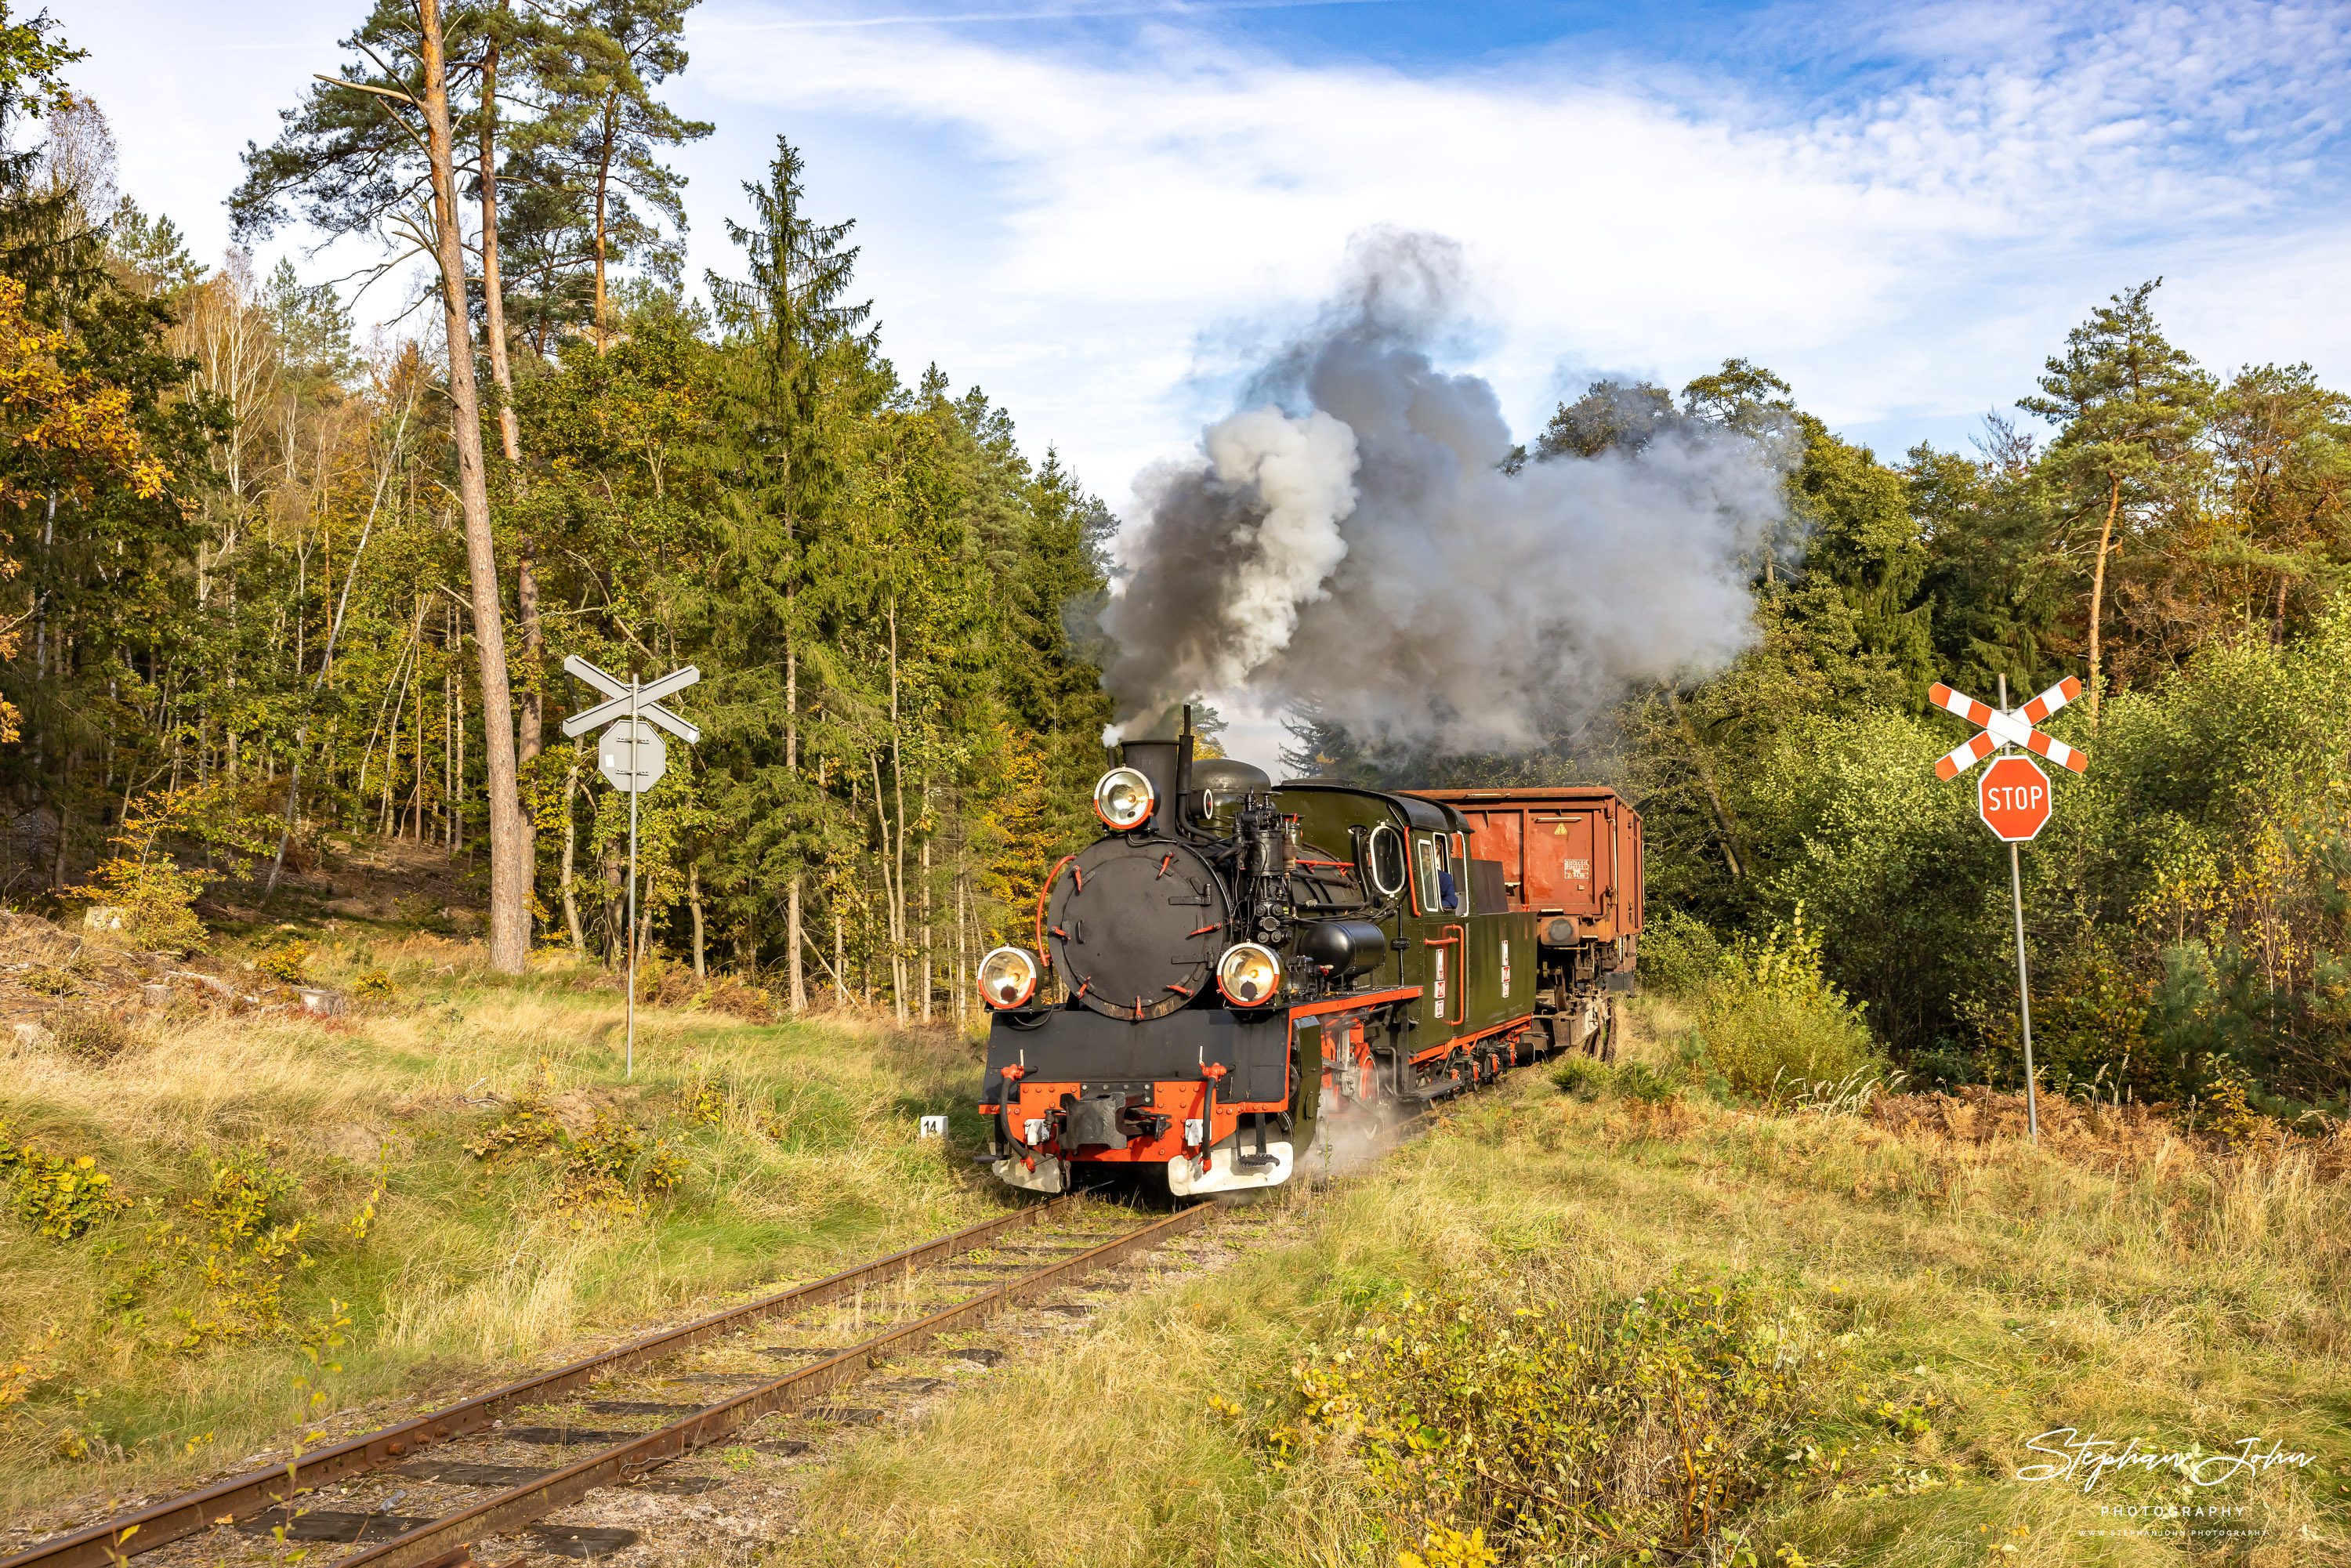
[0,948,1000,1519]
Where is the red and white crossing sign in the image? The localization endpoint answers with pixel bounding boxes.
[1928,672,2085,1147]
[1929,676,2088,781]
[1978,755,2053,842]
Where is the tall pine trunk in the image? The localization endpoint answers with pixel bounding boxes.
[420,0,530,971]
[918,829,932,1026]
[887,601,907,1025]
[2087,473,2120,726]
[479,14,542,800]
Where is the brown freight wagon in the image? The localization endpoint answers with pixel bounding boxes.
[1404,787,1643,1058]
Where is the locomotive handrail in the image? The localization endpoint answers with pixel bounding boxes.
[1033,854,1078,970]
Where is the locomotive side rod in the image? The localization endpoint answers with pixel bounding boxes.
[335,1201,1219,1568]
[3,1195,1083,1568]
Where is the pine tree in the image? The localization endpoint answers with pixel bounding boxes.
[231,0,534,969]
[511,0,712,347]
[703,134,871,1011]
[2018,280,2212,722]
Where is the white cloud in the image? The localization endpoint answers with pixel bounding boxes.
[56,0,2351,534]
[683,0,2349,512]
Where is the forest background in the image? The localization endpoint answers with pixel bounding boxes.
[2,0,2346,1122]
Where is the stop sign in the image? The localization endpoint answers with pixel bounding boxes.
[1978,755,2053,842]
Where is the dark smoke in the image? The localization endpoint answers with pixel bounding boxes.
[1097,230,1788,753]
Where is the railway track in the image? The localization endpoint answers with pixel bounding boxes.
[5,1194,1223,1568]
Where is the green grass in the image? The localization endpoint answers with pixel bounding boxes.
[774,1005,2351,1567]
[0,933,999,1513]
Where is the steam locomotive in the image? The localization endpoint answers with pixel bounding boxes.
[974,723,1643,1196]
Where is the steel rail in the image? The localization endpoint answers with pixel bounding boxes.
[4,1195,1085,1568]
[336,1200,1216,1568]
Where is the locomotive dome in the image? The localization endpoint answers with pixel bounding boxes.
[1190,757,1270,797]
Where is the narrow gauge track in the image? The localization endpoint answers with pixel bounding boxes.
[7,1196,1216,1568]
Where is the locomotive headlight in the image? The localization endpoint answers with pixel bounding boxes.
[1216,943,1284,1007]
[1092,766,1155,831]
[977,947,1039,1009]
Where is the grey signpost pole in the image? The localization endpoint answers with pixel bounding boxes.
[626,676,639,1078]
[1998,675,2038,1144]
[560,657,701,1083]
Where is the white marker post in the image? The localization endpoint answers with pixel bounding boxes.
[1927,671,2088,1144]
[562,656,701,1078]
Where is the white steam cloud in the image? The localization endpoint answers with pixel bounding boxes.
[1098,230,1785,754]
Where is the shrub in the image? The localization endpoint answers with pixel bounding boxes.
[1550,1057,1611,1100]
[99,1146,317,1350]
[555,1110,688,1222]
[1694,911,1886,1104]
[465,1063,688,1223]
[256,942,310,984]
[1257,1273,1849,1560]
[21,965,76,997]
[0,1121,130,1240]
[72,786,219,955]
[390,894,447,932]
[353,969,394,1000]
[1639,907,1722,996]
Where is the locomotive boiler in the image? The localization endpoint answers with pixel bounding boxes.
[974,725,1642,1196]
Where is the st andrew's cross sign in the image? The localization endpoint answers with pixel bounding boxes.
[562,655,702,1078]
[1926,673,2092,1143]
[1929,676,2085,780]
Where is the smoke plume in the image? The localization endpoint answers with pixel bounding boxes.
[1097,230,1788,753]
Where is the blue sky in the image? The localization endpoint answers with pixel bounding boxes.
[53,0,2351,526]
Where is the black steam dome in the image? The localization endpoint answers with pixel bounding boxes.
[1191,758,1271,798]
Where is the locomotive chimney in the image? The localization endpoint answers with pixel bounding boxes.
[1177,704,1195,803]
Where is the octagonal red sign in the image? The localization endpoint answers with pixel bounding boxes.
[1978,755,2053,842]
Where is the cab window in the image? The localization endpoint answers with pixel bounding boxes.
[1416,831,1462,915]
[1415,835,1440,914]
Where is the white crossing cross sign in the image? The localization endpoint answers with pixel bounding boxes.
[560,656,701,744]
[599,717,667,794]
[1928,676,2088,780]
[562,656,704,1081]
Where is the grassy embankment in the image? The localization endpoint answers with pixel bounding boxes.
[0,929,996,1519]
[781,991,2351,1566]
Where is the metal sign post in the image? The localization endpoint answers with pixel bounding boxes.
[1927,672,2090,1144]
[563,656,701,1078]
